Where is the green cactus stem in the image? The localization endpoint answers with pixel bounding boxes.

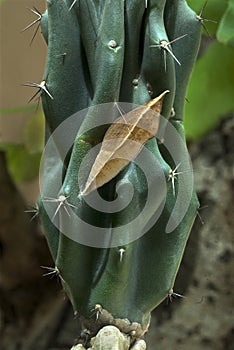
[35,0,201,346]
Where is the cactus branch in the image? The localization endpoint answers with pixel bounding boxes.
[35,0,202,346]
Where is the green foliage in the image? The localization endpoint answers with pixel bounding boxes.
[0,105,37,115]
[0,144,41,184]
[24,113,45,153]
[185,42,234,139]
[0,110,44,184]
[185,0,234,140]
[217,0,234,47]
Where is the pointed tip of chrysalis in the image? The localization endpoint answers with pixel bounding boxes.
[161,89,170,96]
[146,90,170,112]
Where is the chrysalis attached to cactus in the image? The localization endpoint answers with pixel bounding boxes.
[29,0,202,347]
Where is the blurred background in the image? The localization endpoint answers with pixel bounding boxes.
[1,0,47,203]
[0,0,233,349]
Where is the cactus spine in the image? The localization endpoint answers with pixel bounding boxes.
[36,0,201,347]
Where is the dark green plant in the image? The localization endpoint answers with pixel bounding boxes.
[35,0,203,348]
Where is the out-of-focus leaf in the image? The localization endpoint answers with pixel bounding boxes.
[0,104,44,183]
[187,0,226,37]
[24,113,45,153]
[3,145,41,183]
[0,104,39,115]
[184,42,234,140]
[0,143,11,151]
[217,0,234,47]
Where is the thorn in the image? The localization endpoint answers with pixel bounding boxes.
[197,210,205,225]
[196,1,217,37]
[57,52,67,65]
[91,304,102,321]
[168,163,183,196]
[167,288,185,303]
[21,7,42,32]
[114,102,128,124]
[43,194,76,221]
[69,0,77,11]
[23,80,53,109]
[24,204,39,221]
[197,205,208,225]
[150,34,188,71]
[40,265,65,283]
[41,265,59,277]
[163,49,167,72]
[145,0,148,8]
[118,248,126,262]
[114,101,124,116]
[168,163,190,196]
[23,80,53,100]
[21,7,42,46]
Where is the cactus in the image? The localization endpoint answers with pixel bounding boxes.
[35,0,201,348]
